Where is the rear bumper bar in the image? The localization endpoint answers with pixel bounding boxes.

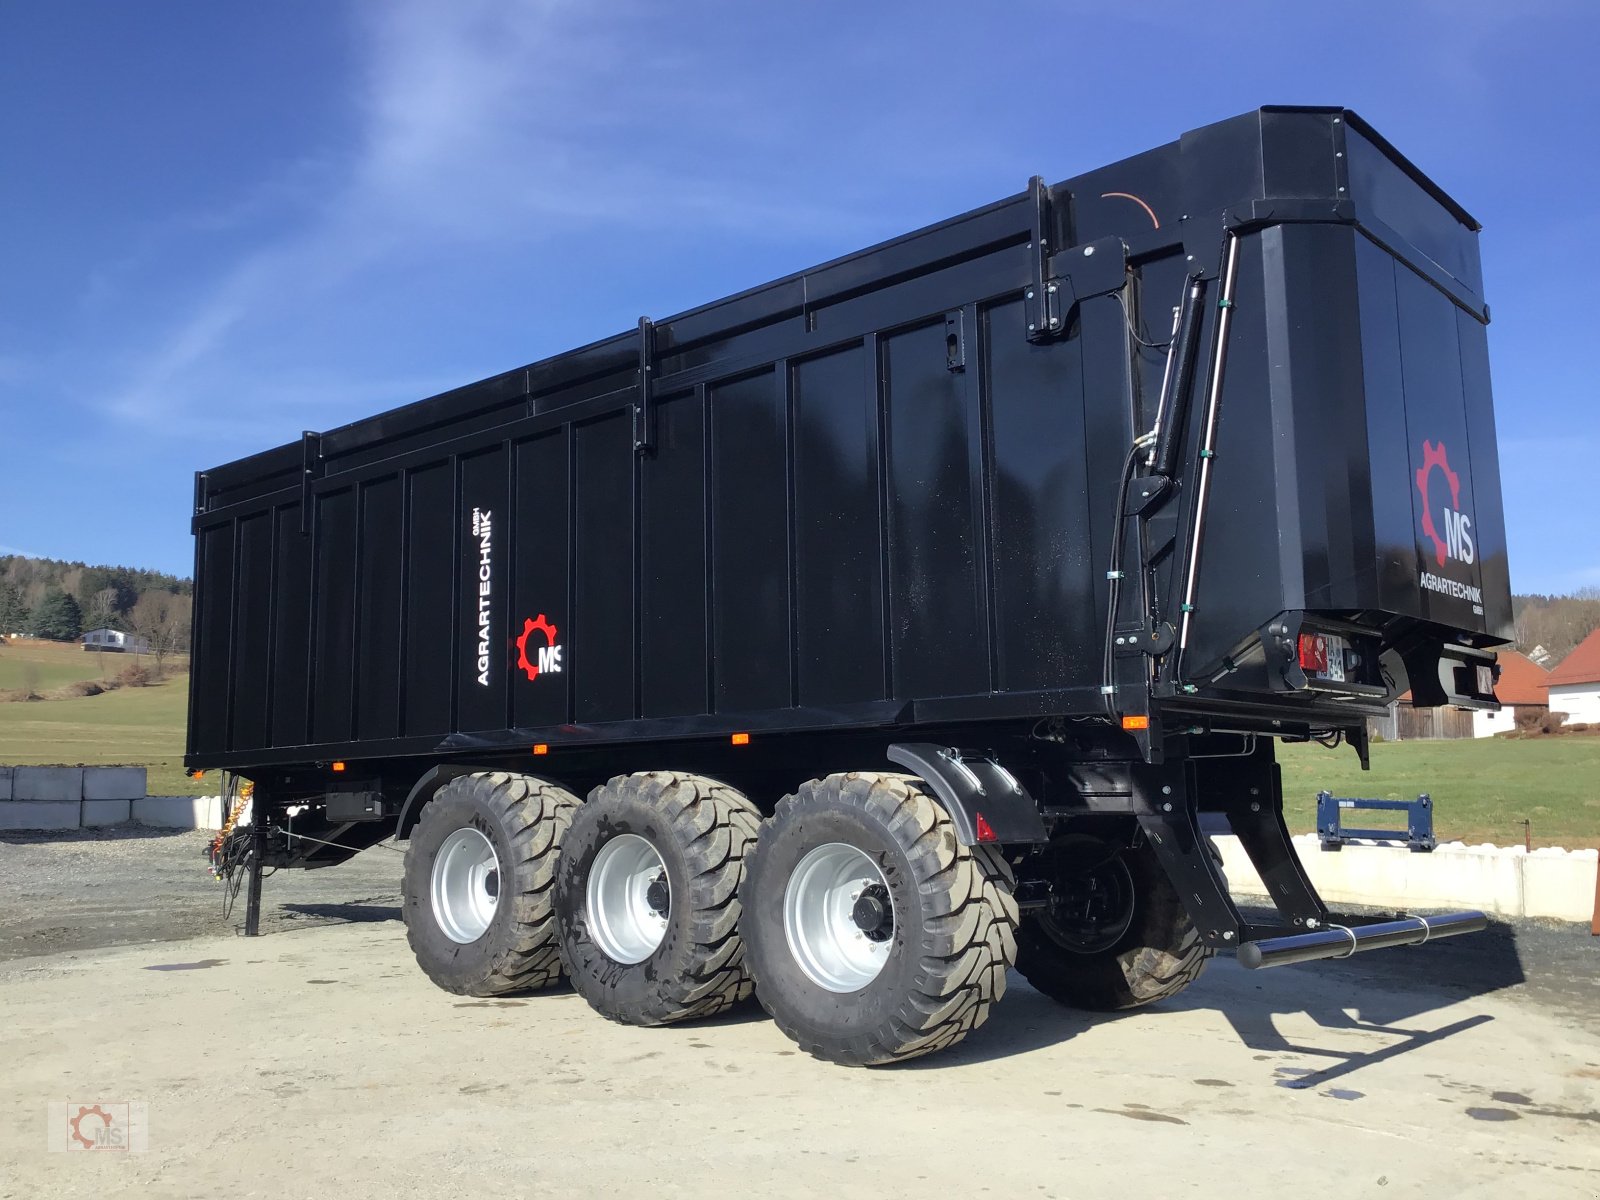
[1237,910,1487,970]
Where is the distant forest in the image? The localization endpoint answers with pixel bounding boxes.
[0,554,192,645]
[1512,589,1600,666]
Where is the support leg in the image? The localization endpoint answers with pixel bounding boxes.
[244,819,265,937]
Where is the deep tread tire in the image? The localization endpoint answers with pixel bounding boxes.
[1015,841,1212,1011]
[742,772,1019,1067]
[403,771,578,996]
[554,771,761,1026]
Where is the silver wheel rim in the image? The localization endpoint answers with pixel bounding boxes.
[587,833,670,964]
[783,843,893,993]
[430,827,501,944]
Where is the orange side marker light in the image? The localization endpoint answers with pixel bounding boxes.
[731,732,751,746]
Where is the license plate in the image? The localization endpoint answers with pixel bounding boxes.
[1298,632,1348,682]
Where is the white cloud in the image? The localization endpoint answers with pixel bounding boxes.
[98,0,873,435]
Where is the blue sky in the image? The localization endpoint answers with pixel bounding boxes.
[1,1,1595,592]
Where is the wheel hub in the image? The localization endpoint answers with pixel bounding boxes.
[783,843,895,993]
[587,834,671,965]
[850,884,893,941]
[430,827,501,944]
[1040,852,1136,955]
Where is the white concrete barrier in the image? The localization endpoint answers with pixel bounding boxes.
[0,801,80,831]
[0,767,207,832]
[82,767,146,801]
[13,766,84,802]
[132,795,227,830]
[1214,833,1599,924]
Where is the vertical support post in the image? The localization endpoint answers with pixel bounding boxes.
[244,818,265,937]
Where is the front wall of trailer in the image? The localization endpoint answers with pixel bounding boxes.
[190,296,1125,758]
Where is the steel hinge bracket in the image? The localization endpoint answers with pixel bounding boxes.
[299,430,323,535]
[634,316,655,453]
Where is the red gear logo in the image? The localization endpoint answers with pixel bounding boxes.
[69,1104,111,1150]
[1414,439,1461,567]
[515,614,558,681]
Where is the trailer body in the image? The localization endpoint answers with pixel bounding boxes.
[189,108,1507,1012]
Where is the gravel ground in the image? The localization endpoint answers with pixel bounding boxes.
[2,827,1594,1019]
[0,826,402,961]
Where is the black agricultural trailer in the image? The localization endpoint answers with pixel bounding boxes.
[190,106,1506,1065]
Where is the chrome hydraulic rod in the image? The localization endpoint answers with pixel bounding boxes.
[1236,910,1488,970]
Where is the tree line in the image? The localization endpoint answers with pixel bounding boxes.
[0,555,193,670]
[1511,589,1600,666]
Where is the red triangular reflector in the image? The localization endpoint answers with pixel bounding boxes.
[974,812,998,842]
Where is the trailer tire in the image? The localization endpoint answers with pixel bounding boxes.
[1015,840,1211,1011]
[553,772,761,1026]
[403,771,578,997]
[741,772,1019,1067]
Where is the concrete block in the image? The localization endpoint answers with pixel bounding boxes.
[81,766,146,801]
[1215,833,1598,924]
[0,765,12,801]
[134,795,226,830]
[81,799,131,826]
[0,801,81,831]
[1523,848,1600,923]
[13,766,84,803]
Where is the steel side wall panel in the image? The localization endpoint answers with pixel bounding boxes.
[641,392,710,718]
[229,512,274,751]
[883,320,985,699]
[573,412,636,723]
[404,463,454,737]
[984,298,1094,692]
[269,505,312,747]
[311,488,358,745]
[709,370,790,713]
[792,345,885,707]
[512,431,571,730]
[355,475,403,741]
[191,522,235,756]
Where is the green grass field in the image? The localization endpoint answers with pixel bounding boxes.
[0,639,120,691]
[0,669,204,797]
[1277,736,1600,849]
[2,642,1597,842]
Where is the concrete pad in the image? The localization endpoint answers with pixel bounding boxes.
[81,799,132,827]
[0,801,80,831]
[2,922,1598,1197]
[12,767,83,803]
[81,766,147,801]
[133,795,225,829]
[0,766,12,801]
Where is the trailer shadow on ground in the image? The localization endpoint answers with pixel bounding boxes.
[897,918,1529,1073]
[278,901,403,926]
